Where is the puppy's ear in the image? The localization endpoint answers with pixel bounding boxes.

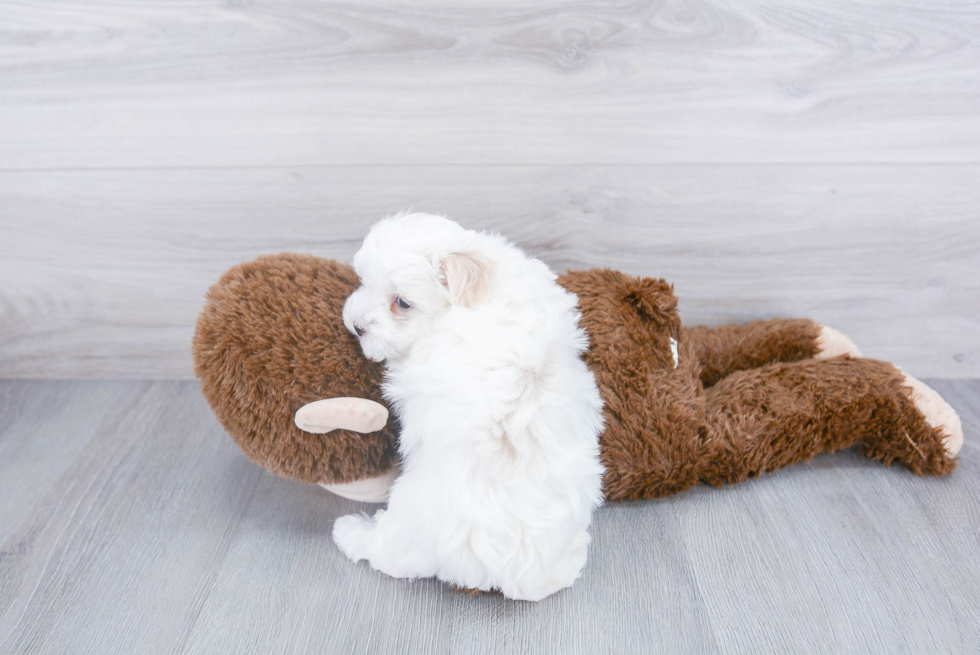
[439,252,494,307]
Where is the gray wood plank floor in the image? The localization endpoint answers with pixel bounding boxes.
[1,379,977,654]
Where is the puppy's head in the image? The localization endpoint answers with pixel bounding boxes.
[342,213,495,362]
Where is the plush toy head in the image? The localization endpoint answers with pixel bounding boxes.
[193,254,398,486]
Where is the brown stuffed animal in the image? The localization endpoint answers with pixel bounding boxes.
[193,254,963,503]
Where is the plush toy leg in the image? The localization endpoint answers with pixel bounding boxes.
[683,319,824,387]
[700,357,959,488]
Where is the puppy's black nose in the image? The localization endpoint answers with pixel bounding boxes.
[353,321,366,337]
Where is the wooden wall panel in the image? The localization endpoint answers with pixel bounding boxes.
[1,1,979,168]
[0,0,977,378]
[1,165,976,378]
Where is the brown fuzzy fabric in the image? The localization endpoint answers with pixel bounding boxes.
[193,254,398,485]
[699,357,957,489]
[684,319,822,387]
[193,256,957,500]
[559,268,957,501]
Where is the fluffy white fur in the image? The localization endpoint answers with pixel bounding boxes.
[334,212,605,601]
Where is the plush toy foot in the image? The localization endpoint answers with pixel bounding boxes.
[295,398,389,434]
[901,372,964,457]
[320,466,399,503]
[815,325,863,359]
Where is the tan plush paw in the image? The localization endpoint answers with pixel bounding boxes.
[815,325,863,359]
[295,398,389,434]
[901,373,964,457]
[320,466,399,503]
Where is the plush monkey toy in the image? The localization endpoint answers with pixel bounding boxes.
[193,254,962,503]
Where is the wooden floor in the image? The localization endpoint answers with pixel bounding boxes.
[0,379,977,654]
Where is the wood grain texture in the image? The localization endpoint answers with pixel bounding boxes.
[1,0,977,377]
[1,0,979,167]
[1,380,977,653]
[1,165,977,379]
[0,381,265,654]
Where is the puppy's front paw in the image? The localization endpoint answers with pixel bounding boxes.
[333,513,374,562]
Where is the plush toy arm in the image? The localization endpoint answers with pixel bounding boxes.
[295,398,389,434]
[684,318,857,387]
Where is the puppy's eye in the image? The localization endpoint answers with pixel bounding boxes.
[395,297,411,310]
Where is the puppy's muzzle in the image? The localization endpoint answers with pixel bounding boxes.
[353,320,367,337]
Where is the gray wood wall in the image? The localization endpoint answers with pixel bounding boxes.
[1,0,978,379]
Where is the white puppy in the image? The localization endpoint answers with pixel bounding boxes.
[334,212,605,601]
